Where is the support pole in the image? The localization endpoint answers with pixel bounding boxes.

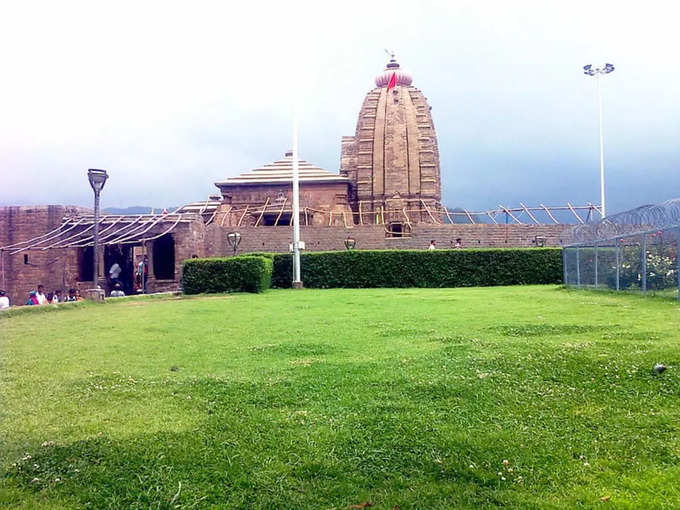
[615,244,620,291]
[576,247,581,287]
[292,119,302,289]
[93,190,100,287]
[562,247,568,285]
[597,74,606,218]
[594,243,599,288]
[676,230,680,300]
[641,234,647,293]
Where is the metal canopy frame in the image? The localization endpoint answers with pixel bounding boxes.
[0,210,190,254]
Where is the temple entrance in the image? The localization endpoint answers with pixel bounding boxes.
[104,245,135,295]
[152,234,175,280]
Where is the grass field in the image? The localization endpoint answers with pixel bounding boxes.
[1,286,679,509]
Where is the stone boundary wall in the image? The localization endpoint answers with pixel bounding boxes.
[1,204,571,304]
[205,223,571,256]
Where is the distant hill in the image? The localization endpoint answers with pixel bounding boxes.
[103,206,178,215]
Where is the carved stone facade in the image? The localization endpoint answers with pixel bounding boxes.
[341,56,441,225]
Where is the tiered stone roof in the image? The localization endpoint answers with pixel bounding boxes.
[215,153,349,186]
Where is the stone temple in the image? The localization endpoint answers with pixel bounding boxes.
[340,56,441,227]
[0,56,586,302]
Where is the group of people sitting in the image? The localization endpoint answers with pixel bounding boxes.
[24,285,83,306]
[0,278,132,310]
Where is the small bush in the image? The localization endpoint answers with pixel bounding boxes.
[271,248,562,288]
[181,256,272,294]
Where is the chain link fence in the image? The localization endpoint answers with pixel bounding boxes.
[563,199,680,299]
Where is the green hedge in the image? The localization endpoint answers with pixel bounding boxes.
[181,256,272,294]
[271,248,562,288]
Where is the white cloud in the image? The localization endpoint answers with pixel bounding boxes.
[1,0,678,212]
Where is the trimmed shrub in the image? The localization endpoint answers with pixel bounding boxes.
[271,248,562,288]
[181,256,272,294]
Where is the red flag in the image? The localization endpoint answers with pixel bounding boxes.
[387,72,397,91]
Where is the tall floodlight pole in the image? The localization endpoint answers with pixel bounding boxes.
[583,63,615,218]
[291,119,303,288]
[87,168,109,289]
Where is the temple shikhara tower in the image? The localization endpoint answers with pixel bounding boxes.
[341,54,442,228]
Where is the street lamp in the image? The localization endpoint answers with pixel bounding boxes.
[583,63,615,218]
[344,237,356,250]
[227,231,241,256]
[87,168,108,289]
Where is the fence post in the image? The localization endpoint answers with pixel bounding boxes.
[641,234,647,294]
[562,247,568,285]
[594,243,599,288]
[677,229,680,300]
[576,247,581,287]
[615,243,620,291]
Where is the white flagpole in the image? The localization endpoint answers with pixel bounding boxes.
[292,118,302,288]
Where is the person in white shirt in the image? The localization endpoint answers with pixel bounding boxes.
[35,285,47,305]
[0,290,9,310]
[428,240,436,251]
[51,289,63,304]
[109,262,122,283]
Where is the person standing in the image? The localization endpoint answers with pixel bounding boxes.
[35,285,47,305]
[428,240,436,251]
[137,255,149,293]
[109,261,122,287]
[0,290,9,310]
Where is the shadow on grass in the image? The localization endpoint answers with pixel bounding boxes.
[5,348,680,509]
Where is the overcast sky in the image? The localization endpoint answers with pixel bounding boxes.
[1,0,679,215]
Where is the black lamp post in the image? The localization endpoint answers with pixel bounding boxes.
[227,231,241,256]
[344,237,356,250]
[88,169,108,288]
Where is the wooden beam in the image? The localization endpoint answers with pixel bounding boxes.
[254,197,270,227]
[421,199,439,223]
[540,204,559,224]
[498,204,523,224]
[444,207,454,224]
[237,205,249,227]
[219,206,233,227]
[519,202,540,224]
[274,198,287,226]
[567,202,584,224]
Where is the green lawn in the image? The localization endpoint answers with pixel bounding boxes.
[1,286,679,509]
